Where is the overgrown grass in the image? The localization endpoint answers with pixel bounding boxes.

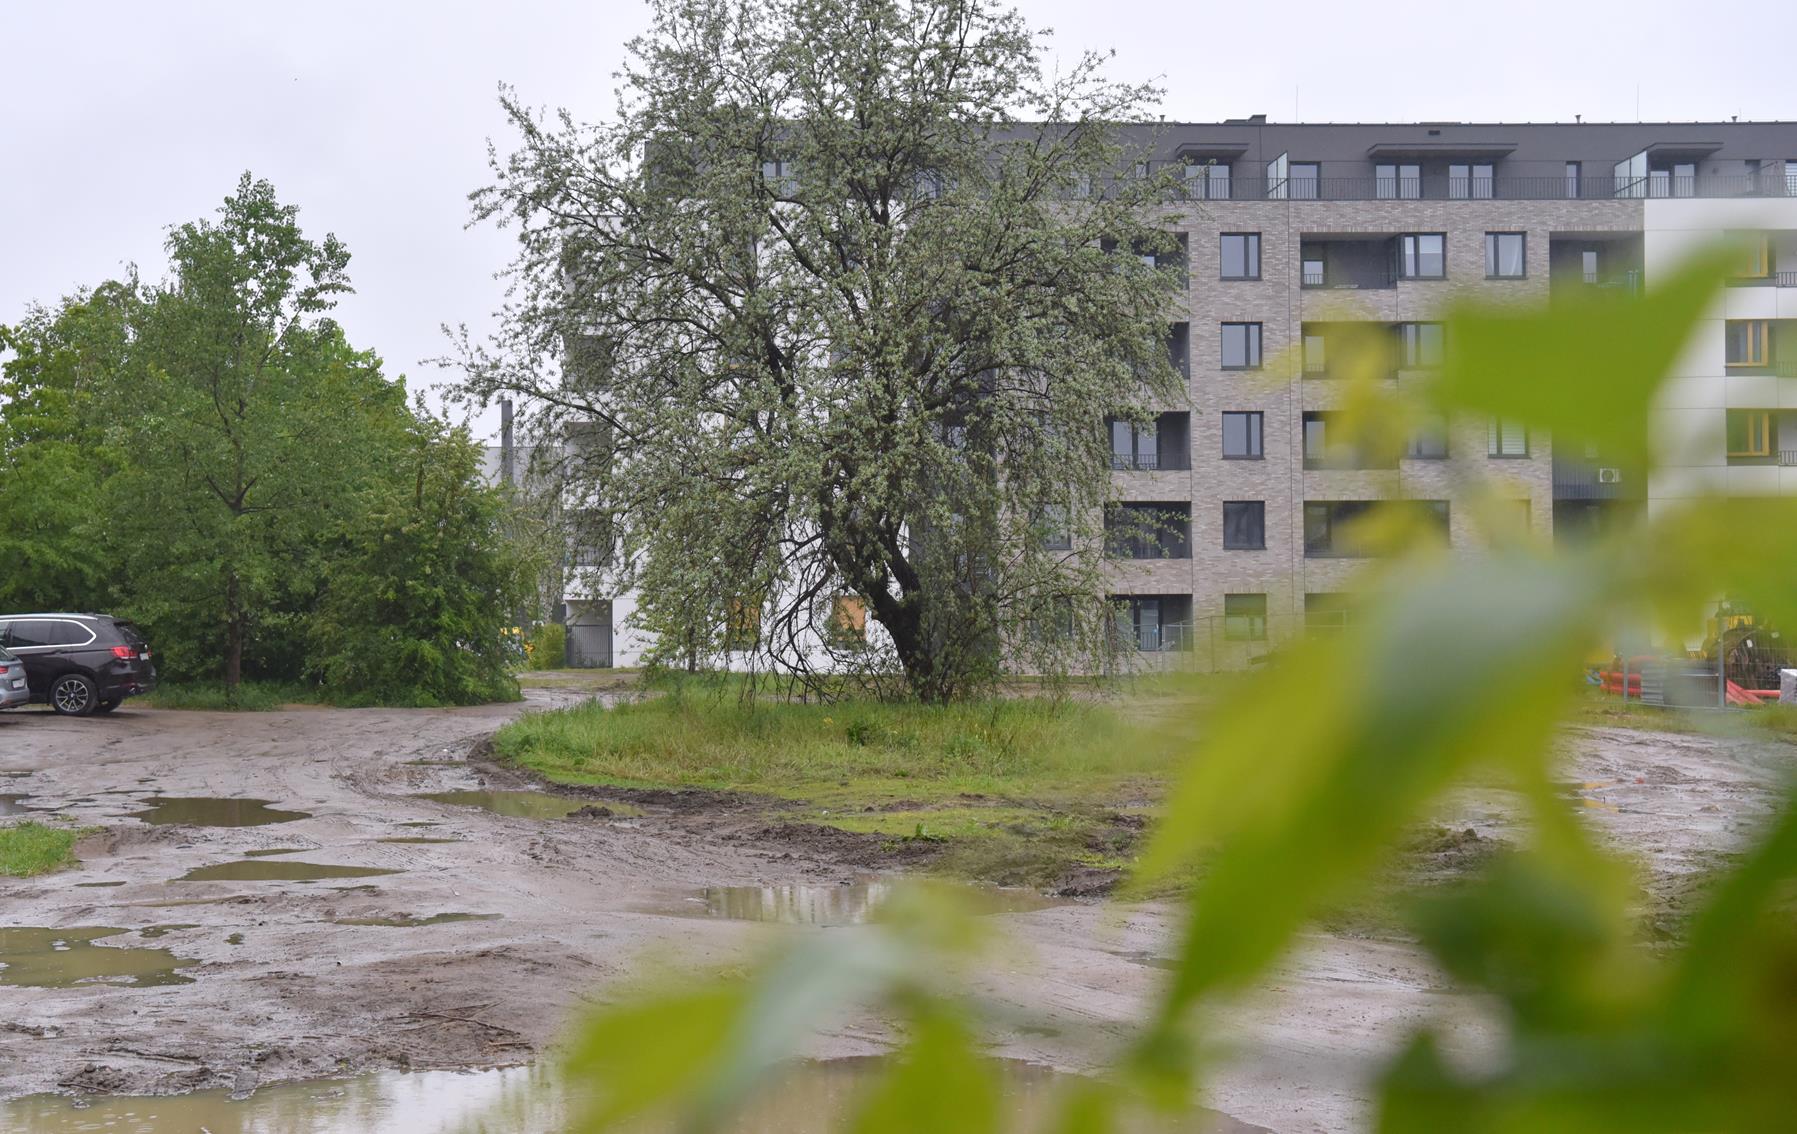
[492,688,1182,888]
[0,821,83,877]
[144,677,525,711]
[142,681,326,711]
[1569,688,1797,741]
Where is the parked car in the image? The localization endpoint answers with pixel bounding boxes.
[0,646,29,710]
[0,613,157,716]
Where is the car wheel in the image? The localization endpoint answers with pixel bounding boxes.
[94,696,122,715]
[50,674,99,717]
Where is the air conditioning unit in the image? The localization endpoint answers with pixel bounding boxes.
[1596,467,1623,484]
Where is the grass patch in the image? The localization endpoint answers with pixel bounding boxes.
[492,690,1180,889]
[1568,689,1797,742]
[143,678,524,711]
[0,821,83,877]
[142,681,327,711]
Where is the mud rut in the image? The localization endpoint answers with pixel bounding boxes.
[0,697,1786,1134]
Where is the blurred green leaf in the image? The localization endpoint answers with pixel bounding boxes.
[847,999,1000,1134]
[1432,247,1736,465]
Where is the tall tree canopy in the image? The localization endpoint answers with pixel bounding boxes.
[1,175,534,704]
[464,0,1181,701]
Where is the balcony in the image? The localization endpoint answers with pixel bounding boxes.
[1170,172,1797,202]
[1728,270,1797,289]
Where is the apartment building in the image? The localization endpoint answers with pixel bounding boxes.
[1099,118,1797,667]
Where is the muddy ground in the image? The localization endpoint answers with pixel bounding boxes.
[1,694,1789,1133]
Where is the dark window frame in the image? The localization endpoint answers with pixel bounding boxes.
[1220,322,1264,370]
[1220,410,1264,460]
[1488,418,1530,459]
[1397,322,1446,369]
[1222,500,1266,550]
[1219,232,1262,280]
[1223,593,1269,641]
[1375,162,1421,200]
[1399,233,1447,280]
[1288,162,1320,199]
[1484,231,1527,279]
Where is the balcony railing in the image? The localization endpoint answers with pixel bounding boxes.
[1301,266,1398,290]
[1165,173,1797,203]
[1783,450,1797,467]
[1111,454,1159,471]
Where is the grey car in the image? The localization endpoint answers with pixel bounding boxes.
[0,646,28,709]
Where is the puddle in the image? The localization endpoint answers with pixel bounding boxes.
[0,1056,1260,1134]
[128,797,311,827]
[1111,949,1178,971]
[243,847,311,857]
[226,932,245,945]
[420,789,602,821]
[396,820,441,828]
[75,880,127,888]
[677,880,1064,927]
[376,836,462,845]
[137,924,199,939]
[0,793,47,816]
[331,913,502,928]
[175,861,401,883]
[0,926,197,988]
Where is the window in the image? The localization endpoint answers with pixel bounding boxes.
[1185,162,1230,199]
[1406,415,1450,459]
[1399,233,1446,279]
[1114,595,1191,652]
[1304,501,1372,558]
[1415,500,1452,543]
[1222,501,1266,550]
[1484,232,1526,278]
[1105,503,1191,559]
[1302,411,1332,467]
[1376,163,1420,200]
[1223,593,1268,641]
[1726,320,1769,366]
[1449,162,1494,199]
[1039,505,1072,551]
[1303,332,1328,375]
[760,158,798,194]
[1488,418,1529,457]
[1220,323,1262,370]
[1220,233,1261,280]
[1731,233,1772,279]
[1566,161,1581,199]
[3,620,52,649]
[1305,593,1353,633]
[1168,323,1191,378]
[1289,162,1320,199]
[1073,173,1092,199]
[1581,249,1601,285]
[1397,322,1445,368]
[1221,411,1264,459]
[1301,256,1326,288]
[1109,418,1159,470]
[1726,410,1773,458]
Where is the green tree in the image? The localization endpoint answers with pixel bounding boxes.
[110,174,410,690]
[308,415,535,705]
[0,284,136,611]
[462,0,1181,702]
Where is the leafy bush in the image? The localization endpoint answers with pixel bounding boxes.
[526,622,567,671]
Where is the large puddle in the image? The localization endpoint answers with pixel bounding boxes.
[174,861,401,883]
[0,927,197,988]
[331,913,501,928]
[0,793,50,816]
[419,789,639,821]
[681,880,1064,927]
[0,1057,1256,1133]
[128,797,311,827]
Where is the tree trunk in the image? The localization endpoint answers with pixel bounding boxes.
[224,572,243,697]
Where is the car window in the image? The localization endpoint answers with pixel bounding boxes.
[51,620,94,646]
[6,621,52,648]
[113,621,147,648]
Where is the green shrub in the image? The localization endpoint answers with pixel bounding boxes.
[527,622,568,670]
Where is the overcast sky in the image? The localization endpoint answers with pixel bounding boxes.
[3,0,1790,441]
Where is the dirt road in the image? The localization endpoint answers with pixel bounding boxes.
[1,696,1788,1133]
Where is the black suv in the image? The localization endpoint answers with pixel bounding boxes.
[0,613,157,716]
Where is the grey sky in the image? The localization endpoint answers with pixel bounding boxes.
[3,0,1790,441]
